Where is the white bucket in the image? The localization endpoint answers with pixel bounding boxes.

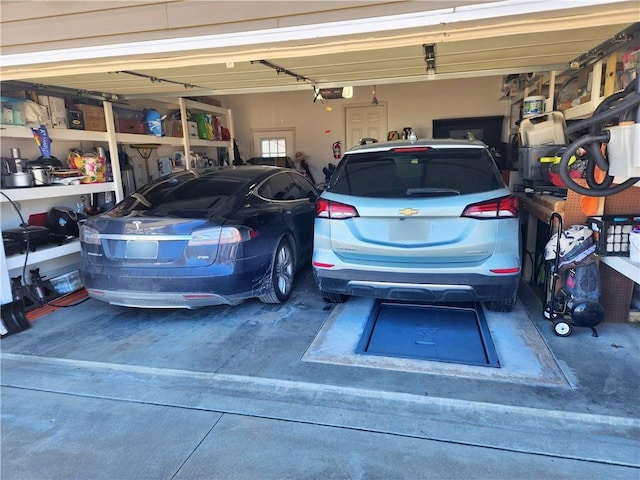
[523,96,546,118]
[630,229,640,264]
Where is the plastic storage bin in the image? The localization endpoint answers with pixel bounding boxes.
[1,96,26,125]
[50,270,83,294]
[518,144,564,185]
[587,214,640,256]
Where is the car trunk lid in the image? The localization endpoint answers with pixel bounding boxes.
[84,216,224,267]
[326,194,499,265]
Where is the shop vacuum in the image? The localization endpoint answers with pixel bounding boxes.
[542,213,604,337]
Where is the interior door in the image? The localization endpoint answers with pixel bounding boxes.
[345,105,388,149]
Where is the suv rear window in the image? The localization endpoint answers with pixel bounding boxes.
[328,148,504,198]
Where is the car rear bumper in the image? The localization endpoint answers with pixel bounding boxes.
[313,268,519,302]
[85,288,248,308]
[80,256,271,308]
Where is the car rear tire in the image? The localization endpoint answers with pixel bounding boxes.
[486,295,517,313]
[320,291,347,303]
[259,237,295,304]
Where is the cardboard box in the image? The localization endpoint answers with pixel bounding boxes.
[115,118,146,134]
[25,100,51,126]
[187,121,198,138]
[2,90,39,102]
[38,95,68,128]
[73,104,106,132]
[160,119,181,138]
[170,120,183,138]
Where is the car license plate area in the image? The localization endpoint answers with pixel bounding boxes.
[125,240,159,259]
[388,219,428,243]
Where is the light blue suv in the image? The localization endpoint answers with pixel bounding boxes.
[312,139,521,312]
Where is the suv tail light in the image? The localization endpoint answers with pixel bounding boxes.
[316,198,359,219]
[461,195,518,219]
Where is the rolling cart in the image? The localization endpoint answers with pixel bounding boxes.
[542,213,604,337]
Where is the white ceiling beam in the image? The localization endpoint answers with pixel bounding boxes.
[1,0,633,71]
[1,6,633,82]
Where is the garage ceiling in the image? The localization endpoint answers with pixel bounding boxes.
[1,1,639,100]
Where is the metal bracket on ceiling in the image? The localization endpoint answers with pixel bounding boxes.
[251,60,314,84]
[113,71,205,90]
[11,81,120,103]
[423,44,436,76]
[563,22,640,73]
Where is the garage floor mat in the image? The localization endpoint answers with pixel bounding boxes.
[303,297,569,387]
[358,302,499,367]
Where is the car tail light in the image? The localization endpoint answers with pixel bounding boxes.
[188,226,258,246]
[390,147,431,153]
[80,225,101,245]
[316,198,359,219]
[461,195,519,219]
[490,267,521,274]
[312,261,335,268]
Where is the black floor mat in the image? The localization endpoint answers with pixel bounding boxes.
[357,301,500,367]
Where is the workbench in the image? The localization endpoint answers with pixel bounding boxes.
[516,192,565,284]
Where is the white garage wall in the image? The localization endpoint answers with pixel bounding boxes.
[222,75,509,181]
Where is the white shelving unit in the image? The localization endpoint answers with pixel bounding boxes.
[1,95,235,305]
[0,181,119,203]
[4,240,81,271]
[1,109,123,303]
[124,97,235,169]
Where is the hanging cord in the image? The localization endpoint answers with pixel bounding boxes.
[559,66,640,197]
[0,190,89,308]
[1,190,31,286]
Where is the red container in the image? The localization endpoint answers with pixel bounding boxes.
[28,212,48,227]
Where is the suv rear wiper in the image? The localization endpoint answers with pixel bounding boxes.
[406,188,461,197]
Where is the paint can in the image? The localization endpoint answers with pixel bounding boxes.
[523,95,546,118]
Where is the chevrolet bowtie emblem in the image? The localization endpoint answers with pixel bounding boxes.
[398,208,419,216]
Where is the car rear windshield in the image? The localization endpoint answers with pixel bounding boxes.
[110,174,249,218]
[328,147,504,198]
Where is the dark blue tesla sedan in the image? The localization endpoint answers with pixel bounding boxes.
[79,165,319,308]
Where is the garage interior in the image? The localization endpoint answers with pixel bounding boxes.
[1,2,640,477]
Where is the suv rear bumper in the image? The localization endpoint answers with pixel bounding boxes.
[314,268,519,302]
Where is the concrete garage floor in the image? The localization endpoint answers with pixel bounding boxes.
[1,266,639,479]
